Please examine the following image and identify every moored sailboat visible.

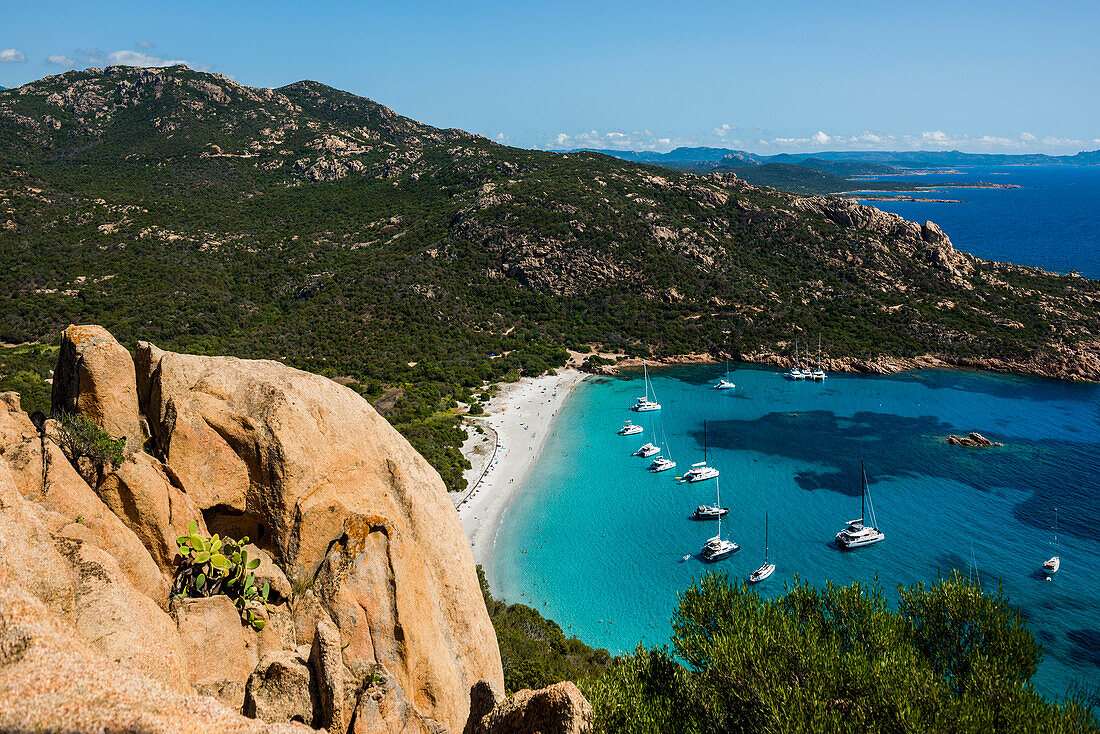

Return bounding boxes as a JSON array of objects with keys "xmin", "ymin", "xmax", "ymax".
[
  {"xmin": 835, "ymin": 461, "xmax": 884, "ymax": 549},
  {"xmin": 681, "ymin": 421, "xmax": 719, "ymax": 483},
  {"xmin": 700, "ymin": 478, "xmax": 738, "ymax": 561},
  {"xmin": 747, "ymin": 511, "xmax": 775, "ymax": 583},
  {"xmin": 714, "ymin": 358, "xmax": 735, "ymax": 389},
  {"xmin": 631, "ymin": 360, "xmax": 662, "ymax": 412},
  {"xmin": 1044, "ymin": 507, "xmax": 1060, "ymax": 575}
]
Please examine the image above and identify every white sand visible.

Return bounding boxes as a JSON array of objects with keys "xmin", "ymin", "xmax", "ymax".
[{"xmin": 455, "ymin": 369, "xmax": 588, "ymax": 580}]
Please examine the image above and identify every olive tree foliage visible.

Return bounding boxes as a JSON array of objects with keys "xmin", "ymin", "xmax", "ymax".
[{"xmin": 582, "ymin": 572, "xmax": 1096, "ymax": 734}]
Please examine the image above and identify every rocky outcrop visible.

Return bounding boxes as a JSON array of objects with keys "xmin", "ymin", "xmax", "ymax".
[
  {"xmin": 50, "ymin": 324, "xmax": 144, "ymax": 446},
  {"xmin": 0, "ymin": 325, "xmax": 508, "ymax": 733},
  {"xmin": 465, "ymin": 682, "xmax": 593, "ymax": 734},
  {"xmin": 136, "ymin": 340, "xmax": 504, "ymax": 731},
  {"xmin": 946, "ymin": 432, "xmax": 1002, "ymax": 447},
  {"xmin": 245, "ymin": 650, "xmax": 318, "ymax": 725}
]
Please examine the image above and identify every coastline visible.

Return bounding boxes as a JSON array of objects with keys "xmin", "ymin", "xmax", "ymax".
[
  {"xmin": 593, "ymin": 348, "xmax": 1100, "ymax": 383},
  {"xmin": 455, "ymin": 368, "xmax": 588, "ymax": 584}
]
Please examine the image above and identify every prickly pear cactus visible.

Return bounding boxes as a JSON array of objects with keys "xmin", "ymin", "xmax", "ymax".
[{"xmin": 173, "ymin": 521, "xmax": 271, "ymax": 630}]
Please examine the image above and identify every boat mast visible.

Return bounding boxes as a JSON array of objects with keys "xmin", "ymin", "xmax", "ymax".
[
  {"xmin": 703, "ymin": 420, "xmax": 708, "ymax": 464},
  {"xmin": 643, "ymin": 360, "xmax": 649, "ymax": 402},
  {"xmin": 765, "ymin": 511, "xmax": 769, "ymax": 564},
  {"xmin": 861, "ymin": 460, "xmax": 866, "ymax": 523}
]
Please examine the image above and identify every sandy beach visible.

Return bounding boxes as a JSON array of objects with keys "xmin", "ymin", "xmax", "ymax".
[{"xmin": 455, "ymin": 369, "xmax": 588, "ymax": 577}]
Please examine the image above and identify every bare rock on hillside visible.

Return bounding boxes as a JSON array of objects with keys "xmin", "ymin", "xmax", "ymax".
[
  {"xmin": 136, "ymin": 340, "xmax": 504, "ymax": 732},
  {"xmin": 311, "ymin": 616, "xmax": 346, "ymax": 732},
  {"xmin": 468, "ymin": 681, "xmax": 594, "ymax": 734},
  {"xmin": 0, "ymin": 564, "xmax": 311, "ymax": 734},
  {"xmin": 173, "ymin": 595, "xmax": 258, "ymax": 709},
  {"xmin": 51, "ymin": 324, "xmax": 144, "ymax": 446},
  {"xmin": 349, "ymin": 665, "xmax": 447, "ymax": 734},
  {"xmin": 94, "ymin": 449, "xmax": 207, "ymax": 577},
  {"xmin": 244, "ymin": 649, "xmax": 317, "ymax": 725}
]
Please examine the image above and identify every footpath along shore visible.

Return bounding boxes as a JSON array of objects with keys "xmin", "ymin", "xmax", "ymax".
[{"xmin": 455, "ymin": 369, "xmax": 588, "ymax": 577}]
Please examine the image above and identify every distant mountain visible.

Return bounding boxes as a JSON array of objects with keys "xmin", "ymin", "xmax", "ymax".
[
  {"xmin": 582, "ymin": 146, "xmax": 762, "ymax": 165},
  {"xmin": 720, "ymin": 162, "xmax": 858, "ymax": 195},
  {"xmin": 772, "ymin": 157, "xmax": 903, "ymax": 177},
  {"xmin": 587, "ymin": 147, "xmax": 1100, "ymax": 170}
]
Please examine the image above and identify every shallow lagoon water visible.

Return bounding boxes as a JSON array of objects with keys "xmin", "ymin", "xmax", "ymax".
[{"xmin": 492, "ymin": 364, "xmax": 1100, "ymax": 700}]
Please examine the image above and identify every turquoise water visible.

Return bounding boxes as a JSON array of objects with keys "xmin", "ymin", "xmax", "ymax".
[{"xmin": 492, "ymin": 364, "xmax": 1100, "ymax": 700}]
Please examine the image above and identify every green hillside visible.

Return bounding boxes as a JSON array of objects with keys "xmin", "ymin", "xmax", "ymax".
[{"xmin": 2, "ymin": 66, "xmax": 1097, "ymax": 489}]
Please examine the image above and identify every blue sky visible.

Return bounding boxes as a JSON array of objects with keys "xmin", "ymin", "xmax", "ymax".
[{"xmin": 3, "ymin": 0, "xmax": 1099, "ymax": 154}]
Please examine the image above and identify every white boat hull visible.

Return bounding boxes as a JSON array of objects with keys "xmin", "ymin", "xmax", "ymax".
[
  {"xmin": 835, "ymin": 530, "xmax": 885, "ymax": 549},
  {"xmin": 748, "ymin": 563, "xmax": 775, "ymax": 583},
  {"xmin": 1044, "ymin": 556, "xmax": 1060, "ymax": 574},
  {"xmin": 632, "ymin": 404, "xmax": 661, "ymax": 412}
]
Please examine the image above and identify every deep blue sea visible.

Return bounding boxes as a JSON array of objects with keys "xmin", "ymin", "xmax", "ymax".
[
  {"xmin": 491, "ymin": 166, "xmax": 1100, "ymax": 702},
  {"xmin": 493, "ymin": 366, "xmax": 1100, "ymax": 700},
  {"xmin": 855, "ymin": 165, "xmax": 1100, "ymax": 278}
]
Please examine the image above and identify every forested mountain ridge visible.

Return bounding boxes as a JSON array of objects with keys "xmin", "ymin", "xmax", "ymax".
[{"xmin": 2, "ymin": 66, "xmax": 1098, "ymax": 489}]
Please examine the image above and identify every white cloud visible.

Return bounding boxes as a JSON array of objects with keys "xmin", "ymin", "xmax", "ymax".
[
  {"xmin": 45, "ymin": 54, "xmax": 75, "ymax": 66},
  {"xmin": 104, "ymin": 49, "xmax": 208, "ymax": 70},
  {"xmin": 136, "ymin": 40, "xmax": 155, "ymax": 49},
  {"xmin": 542, "ymin": 123, "xmax": 1090, "ymax": 155},
  {"xmin": 545, "ymin": 129, "xmax": 699, "ymax": 152},
  {"xmin": 494, "ymin": 132, "xmax": 510, "ymax": 144},
  {"xmin": 0, "ymin": 48, "xmax": 26, "ymax": 63}
]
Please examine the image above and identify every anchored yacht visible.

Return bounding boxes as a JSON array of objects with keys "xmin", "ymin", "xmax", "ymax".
[
  {"xmin": 631, "ymin": 361, "xmax": 662, "ymax": 412},
  {"xmin": 633, "ymin": 442, "xmax": 660, "ymax": 458},
  {"xmin": 701, "ymin": 479, "xmax": 738, "ymax": 561},
  {"xmin": 648, "ymin": 456, "xmax": 677, "ymax": 472},
  {"xmin": 681, "ymin": 420, "xmax": 719, "ymax": 483},
  {"xmin": 618, "ymin": 421, "xmax": 643, "ymax": 436},
  {"xmin": 747, "ymin": 512, "xmax": 775, "ymax": 583},
  {"xmin": 835, "ymin": 461, "xmax": 885, "ymax": 549}
]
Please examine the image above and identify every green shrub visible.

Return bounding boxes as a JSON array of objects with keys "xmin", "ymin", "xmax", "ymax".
[
  {"xmin": 172, "ymin": 522, "xmax": 272, "ymax": 630},
  {"xmin": 55, "ymin": 412, "xmax": 126, "ymax": 469},
  {"xmin": 583, "ymin": 572, "xmax": 1097, "ymax": 733}
]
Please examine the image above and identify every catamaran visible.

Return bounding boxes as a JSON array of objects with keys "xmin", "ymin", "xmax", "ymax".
[
  {"xmin": 633, "ymin": 442, "xmax": 660, "ymax": 458},
  {"xmin": 835, "ymin": 461, "xmax": 884, "ymax": 549},
  {"xmin": 648, "ymin": 455, "xmax": 677, "ymax": 472},
  {"xmin": 618, "ymin": 421, "xmax": 643, "ymax": 436},
  {"xmin": 700, "ymin": 478, "xmax": 738, "ymax": 561},
  {"xmin": 811, "ymin": 335, "xmax": 827, "ymax": 382},
  {"xmin": 747, "ymin": 511, "xmax": 775, "ymax": 583},
  {"xmin": 714, "ymin": 359, "xmax": 735, "ymax": 389},
  {"xmin": 1044, "ymin": 507, "xmax": 1060, "ymax": 574},
  {"xmin": 787, "ymin": 338, "xmax": 809, "ymax": 380},
  {"xmin": 631, "ymin": 360, "xmax": 662, "ymax": 412},
  {"xmin": 692, "ymin": 504, "xmax": 729, "ymax": 520},
  {"xmin": 680, "ymin": 420, "xmax": 719, "ymax": 483}
]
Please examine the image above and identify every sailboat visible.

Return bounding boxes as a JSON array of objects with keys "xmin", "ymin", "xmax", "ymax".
[
  {"xmin": 700, "ymin": 477, "xmax": 738, "ymax": 561},
  {"xmin": 747, "ymin": 511, "xmax": 775, "ymax": 583},
  {"xmin": 787, "ymin": 338, "xmax": 808, "ymax": 380},
  {"xmin": 618, "ymin": 420, "xmax": 643, "ymax": 436},
  {"xmin": 680, "ymin": 420, "xmax": 719, "ymax": 483},
  {"xmin": 648, "ymin": 423, "xmax": 677, "ymax": 472},
  {"xmin": 714, "ymin": 358, "xmax": 735, "ymax": 390},
  {"xmin": 1044, "ymin": 508, "xmax": 1060, "ymax": 574},
  {"xmin": 631, "ymin": 360, "xmax": 662, "ymax": 412},
  {"xmin": 835, "ymin": 461, "xmax": 885, "ymax": 549},
  {"xmin": 633, "ymin": 442, "xmax": 660, "ymax": 458},
  {"xmin": 811, "ymin": 335, "xmax": 827, "ymax": 382}
]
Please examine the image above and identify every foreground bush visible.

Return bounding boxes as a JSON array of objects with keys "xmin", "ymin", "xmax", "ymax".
[{"xmin": 583, "ymin": 572, "xmax": 1096, "ymax": 733}]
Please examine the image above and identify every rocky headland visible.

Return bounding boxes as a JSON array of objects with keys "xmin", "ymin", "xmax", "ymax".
[{"xmin": 0, "ymin": 325, "xmax": 591, "ymax": 733}]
